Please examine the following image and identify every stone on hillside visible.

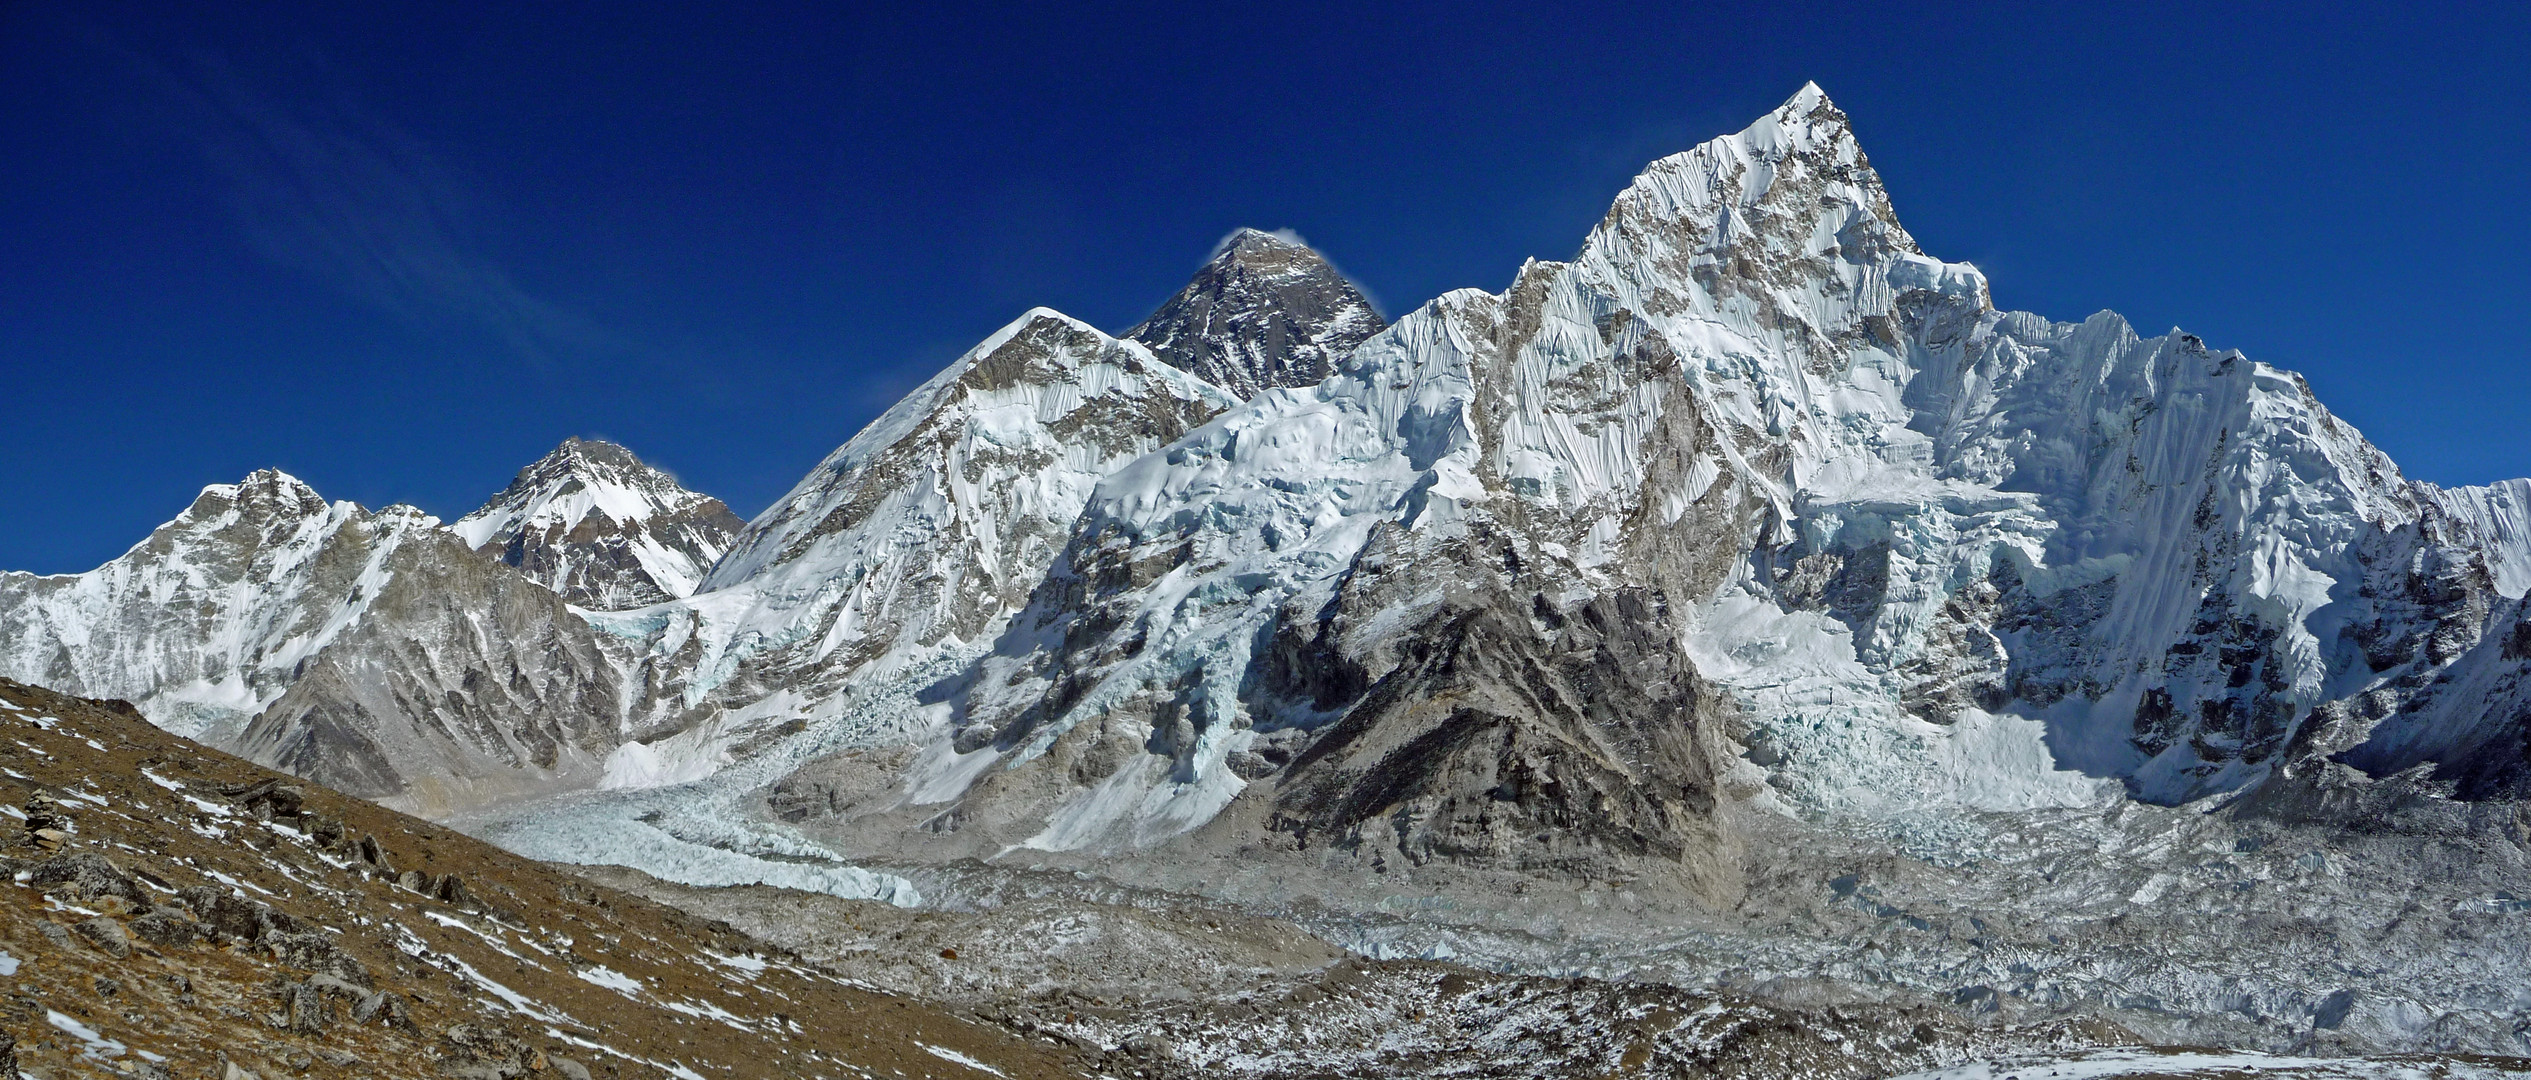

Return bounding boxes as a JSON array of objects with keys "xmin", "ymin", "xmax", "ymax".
[
  {"xmin": 442, "ymin": 1022, "xmax": 537, "ymax": 1076},
  {"xmin": 221, "ymin": 779, "xmax": 309, "ymax": 821},
  {"xmin": 177, "ymin": 886, "xmax": 306, "ymax": 945},
  {"xmin": 72, "ymin": 916, "xmax": 131, "ymax": 958},
  {"xmin": 351, "ymin": 989, "xmax": 411, "ymax": 1029},
  {"xmin": 28, "ymin": 851, "xmax": 146, "ymax": 906},
  {"xmin": 130, "ymin": 912, "xmax": 199, "ymax": 949},
  {"xmin": 278, "ymin": 979, "xmax": 333, "ymax": 1033},
  {"xmin": 432, "ymin": 872, "xmax": 480, "ymax": 909},
  {"xmin": 267, "ymin": 930, "xmax": 372, "ymax": 987},
  {"xmin": 354, "ymin": 834, "xmax": 394, "ymax": 876},
  {"xmin": 20, "ymin": 792, "xmax": 67, "ymax": 834}
]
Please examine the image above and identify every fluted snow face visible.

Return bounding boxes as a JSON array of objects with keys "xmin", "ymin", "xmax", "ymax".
[
  {"xmin": 2434, "ymin": 478, "xmax": 2531, "ymax": 599},
  {"xmin": 1126, "ymin": 229, "xmax": 1386, "ymax": 400},
  {"xmin": 451, "ymin": 437, "xmax": 742, "ymax": 610}
]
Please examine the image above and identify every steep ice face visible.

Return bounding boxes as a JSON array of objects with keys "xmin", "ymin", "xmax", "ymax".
[
  {"xmin": 611, "ymin": 310, "xmax": 1240, "ymax": 763},
  {"xmin": 451, "ymin": 437, "xmax": 743, "ymax": 610},
  {"xmin": 1127, "ymin": 228, "xmax": 1387, "ymax": 401},
  {"xmin": 2433, "ymin": 478, "xmax": 2531, "ymax": 599}
]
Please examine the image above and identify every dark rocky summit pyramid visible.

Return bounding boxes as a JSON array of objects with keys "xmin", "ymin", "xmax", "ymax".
[{"xmin": 1126, "ymin": 228, "xmax": 1386, "ymax": 400}]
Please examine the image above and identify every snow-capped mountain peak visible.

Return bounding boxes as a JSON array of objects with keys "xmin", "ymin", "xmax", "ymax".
[
  {"xmin": 656, "ymin": 309, "xmax": 1238, "ymax": 723},
  {"xmin": 450, "ymin": 436, "xmax": 742, "ymax": 609},
  {"xmin": 1126, "ymin": 227, "xmax": 1386, "ymax": 400}
]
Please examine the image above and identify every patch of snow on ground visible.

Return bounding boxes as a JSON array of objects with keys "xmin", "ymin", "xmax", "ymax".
[
  {"xmin": 427, "ymin": 910, "xmax": 538, "ymax": 965},
  {"xmin": 917, "ymin": 1042, "xmax": 1007, "ymax": 1077},
  {"xmin": 202, "ymin": 868, "xmax": 271, "ymax": 895},
  {"xmin": 544, "ymin": 1027, "xmax": 710, "ymax": 1080},
  {"xmin": 575, "ymin": 965, "xmax": 643, "ymax": 994},
  {"xmin": 705, "ymin": 949, "xmax": 767, "ymax": 974},
  {"xmin": 656, "ymin": 994, "xmax": 757, "ymax": 1032},
  {"xmin": 48, "ymin": 1009, "xmax": 127, "ymax": 1059}
]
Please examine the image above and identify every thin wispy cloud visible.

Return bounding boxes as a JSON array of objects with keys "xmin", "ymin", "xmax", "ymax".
[{"xmin": 131, "ymin": 43, "xmax": 611, "ymax": 363}]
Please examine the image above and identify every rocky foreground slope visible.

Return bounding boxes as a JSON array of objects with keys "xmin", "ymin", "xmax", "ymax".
[{"xmin": 0, "ymin": 678, "xmax": 1083, "ymax": 1079}]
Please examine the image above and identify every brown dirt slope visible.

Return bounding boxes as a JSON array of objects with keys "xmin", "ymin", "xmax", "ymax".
[{"xmin": 0, "ymin": 677, "xmax": 1090, "ymax": 1080}]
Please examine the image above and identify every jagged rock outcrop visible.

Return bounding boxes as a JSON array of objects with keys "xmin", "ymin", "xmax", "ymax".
[
  {"xmin": 450, "ymin": 437, "xmax": 742, "ymax": 610},
  {"xmin": 1269, "ymin": 587, "xmax": 1742, "ymax": 898},
  {"xmin": 1127, "ymin": 228, "xmax": 1385, "ymax": 400}
]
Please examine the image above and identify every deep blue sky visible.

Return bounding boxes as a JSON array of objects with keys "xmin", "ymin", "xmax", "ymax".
[{"xmin": 4, "ymin": 2, "xmax": 2526, "ymax": 574}]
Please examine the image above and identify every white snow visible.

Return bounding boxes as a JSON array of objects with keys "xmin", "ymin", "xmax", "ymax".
[
  {"xmin": 705, "ymin": 950, "xmax": 768, "ymax": 974},
  {"xmin": 917, "ymin": 1043, "xmax": 1007, "ymax": 1077},
  {"xmin": 575, "ymin": 965, "xmax": 644, "ymax": 994},
  {"xmin": 2436, "ymin": 477, "xmax": 2531, "ymax": 599},
  {"xmin": 0, "ymin": 471, "xmax": 430, "ymax": 739},
  {"xmin": 48, "ymin": 1008, "xmax": 127, "ymax": 1060}
]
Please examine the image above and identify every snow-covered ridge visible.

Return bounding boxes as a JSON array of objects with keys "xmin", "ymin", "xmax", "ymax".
[
  {"xmin": 563, "ymin": 309, "xmax": 1242, "ymax": 788},
  {"xmin": 0, "ymin": 466, "xmax": 636, "ymax": 816},
  {"xmin": 451, "ymin": 437, "xmax": 742, "ymax": 610},
  {"xmin": 0, "ymin": 469, "xmax": 431, "ymax": 738}
]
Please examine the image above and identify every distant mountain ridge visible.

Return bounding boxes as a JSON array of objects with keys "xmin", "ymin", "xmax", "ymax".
[
  {"xmin": 452, "ymin": 436, "xmax": 742, "ymax": 610},
  {"xmin": 9, "ymin": 82, "xmax": 2531, "ymax": 1056}
]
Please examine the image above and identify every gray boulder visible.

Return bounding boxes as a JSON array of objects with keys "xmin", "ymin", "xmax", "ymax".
[
  {"xmin": 71, "ymin": 916, "xmax": 131, "ymax": 958},
  {"xmin": 26, "ymin": 851, "xmax": 145, "ymax": 906}
]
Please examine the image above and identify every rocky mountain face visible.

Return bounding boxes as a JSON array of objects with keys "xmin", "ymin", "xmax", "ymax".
[
  {"xmin": 0, "ymin": 471, "xmax": 630, "ymax": 817},
  {"xmin": 751, "ymin": 84, "xmax": 2506, "ymax": 890},
  {"xmin": 1126, "ymin": 228, "xmax": 1386, "ymax": 400},
  {"xmin": 450, "ymin": 437, "xmax": 742, "ymax": 610}
]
